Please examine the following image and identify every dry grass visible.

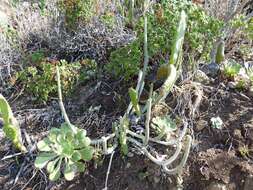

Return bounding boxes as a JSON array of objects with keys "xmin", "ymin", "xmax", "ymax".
[{"xmin": 0, "ymin": 0, "xmax": 135, "ymax": 87}]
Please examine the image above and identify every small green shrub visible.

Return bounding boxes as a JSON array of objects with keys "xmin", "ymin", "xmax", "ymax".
[
  {"xmin": 223, "ymin": 60, "xmax": 242, "ymax": 79},
  {"xmin": 230, "ymin": 15, "xmax": 253, "ymax": 40},
  {"xmin": 35, "ymin": 123, "xmax": 94, "ymax": 181},
  {"xmin": 106, "ymin": 41, "xmax": 142, "ymax": 80},
  {"xmin": 58, "ymin": 0, "xmax": 95, "ymax": 28},
  {"xmin": 106, "ymin": 0, "xmax": 223, "ymax": 80},
  {"xmin": 100, "ymin": 12, "xmax": 116, "ymax": 29},
  {"xmin": 17, "ymin": 58, "xmax": 97, "ymax": 102}
]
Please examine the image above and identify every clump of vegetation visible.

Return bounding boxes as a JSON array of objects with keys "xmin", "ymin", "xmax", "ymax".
[
  {"xmin": 222, "ymin": 60, "xmax": 242, "ymax": 79},
  {"xmin": 106, "ymin": 0, "xmax": 223, "ymax": 80},
  {"xmin": 16, "ymin": 51, "xmax": 97, "ymax": 102},
  {"xmin": 58, "ymin": 0, "xmax": 95, "ymax": 28},
  {"xmin": 35, "ymin": 123, "xmax": 93, "ymax": 181},
  {"xmin": 222, "ymin": 60, "xmax": 253, "ymax": 91},
  {"xmin": 34, "ymin": 10, "xmax": 192, "ymax": 186},
  {"xmin": 106, "ymin": 41, "xmax": 142, "ymax": 80}
]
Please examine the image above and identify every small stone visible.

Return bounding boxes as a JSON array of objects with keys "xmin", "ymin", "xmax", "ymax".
[
  {"xmin": 194, "ymin": 70, "xmax": 210, "ymax": 84},
  {"xmin": 126, "ymin": 162, "xmax": 131, "ymax": 169},
  {"xmin": 196, "ymin": 119, "xmax": 208, "ymax": 131},
  {"xmin": 248, "ymin": 87, "xmax": 253, "ymax": 97},
  {"xmin": 233, "ymin": 129, "xmax": 242, "ymax": 140},
  {"xmin": 204, "ymin": 62, "xmax": 220, "ymax": 78},
  {"xmin": 127, "ymin": 152, "xmax": 134, "ymax": 158},
  {"xmin": 205, "ymin": 182, "xmax": 227, "ymax": 190},
  {"xmin": 227, "ymin": 81, "xmax": 236, "ymax": 89}
]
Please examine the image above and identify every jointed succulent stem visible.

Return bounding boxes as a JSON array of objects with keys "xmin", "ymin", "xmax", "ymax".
[
  {"xmin": 144, "ymin": 85, "xmax": 152, "ymax": 146},
  {"xmin": 162, "ymin": 135, "xmax": 192, "ymax": 175}
]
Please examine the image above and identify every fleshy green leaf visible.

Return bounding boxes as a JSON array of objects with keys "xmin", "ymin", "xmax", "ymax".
[
  {"xmin": 62, "ymin": 141, "xmax": 74, "ymax": 157},
  {"xmin": 0, "ymin": 94, "xmax": 26, "ymax": 152},
  {"xmin": 215, "ymin": 40, "xmax": 225, "ymax": 64},
  {"xmin": 35, "ymin": 152, "xmax": 57, "ymax": 169},
  {"xmin": 76, "ymin": 129, "xmax": 87, "ymax": 140},
  {"xmin": 64, "ymin": 160, "xmax": 76, "ymax": 181},
  {"xmin": 77, "ymin": 137, "xmax": 91, "ymax": 148},
  {"xmin": 47, "ymin": 157, "xmax": 60, "ymax": 173},
  {"xmin": 79, "ymin": 147, "xmax": 94, "ymax": 161},
  {"xmin": 169, "ymin": 10, "xmax": 187, "ymax": 66},
  {"xmin": 71, "ymin": 151, "xmax": 82, "ymax": 162},
  {"xmin": 129, "ymin": 88, "xmax": 141, "ymax": 116},
  {"xmin": 49, "ymin": 158, "xmax": 62, "ymax": 181},
  {"xmin": 3, "ymin": 124, "xmax": 17, "ymax": 141},
  {"xmin": 76, "ymin": 129, "xmax": 90, "ymax": 148},
  {"xmin": 37, "ymin": 138, "xmax": 52, "ymax": 152},
  {"xmin": 0, "ymin": 94, "xmax": 12, "ymax": 123},
  {"xmin": 76, "ymin": 162, "xmax": 86, "ymax": 173},
  {"xmin": 152, "ymin": 116, "xmax": 177, "ymax": 139},
  {"xmin": 61, "ymin": 123, "xmax": 73, "ymax": 134},
  {"xmin": 48, "ymin": 128, "xmax": 61, "ymax": 142}
]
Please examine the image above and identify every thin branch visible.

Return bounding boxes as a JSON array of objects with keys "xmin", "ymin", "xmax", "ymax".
[
  {"xmin": 103, "ymin": 151, "xmax": 115, "ymax": 190},
  {"xmin": 144, "ymin": 84, "xmax": 153, "ymax": 146}
]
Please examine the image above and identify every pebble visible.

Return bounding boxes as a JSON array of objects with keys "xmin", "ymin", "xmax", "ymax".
[
  {"xmin": 127, "ymin": 152, "xmax": 134, "ymax": 158},
  {"xmin": 196, "ymin": 119, "xmax": 208, "ymax": 131},
  {"xmin": 227, "ymin": 81, "xmax": 236, "ymax": 89},
  {"xmin": 126, "ymin": 162, "xmax": 131, "ymax": 169},
  {"xmin": 194, "ymin": 70, "xmax": 210, "ymax": 84}
]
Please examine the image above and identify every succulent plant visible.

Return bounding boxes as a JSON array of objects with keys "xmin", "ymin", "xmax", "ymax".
[
  {"xmin": 35, "ymin": 123, "xmax": 94, "ymax": 181},
  {"xmin": 0, "ymin": 94, "xmax": 26, "ymax": 152},
  {"xmin": 223, "ymin": 60, "xmax": 242, "ymax": 79},
  {"xmin": 152, "ymin": 116, "xmax": 177, "ymax": 140},
  {"xmin": 210, "ymin": 117, "xmax": 223, "ymax": 129},
  {"xmin": 129, "ymin": 88, "xmax": 141, "ymax": 116},
  {"xmin": 118, "ymin": 116, "xmax": 129, "ymax": 155},
  {"xmin": 215, "ymin": 40, "xmax": 225, "ymax": 64}
]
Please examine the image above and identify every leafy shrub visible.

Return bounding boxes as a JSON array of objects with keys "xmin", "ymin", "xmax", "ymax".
[
  {"xmin": 58, "ymin": 0, "xmax": 95, "ymax": 28},
  {"xmin": 106, "ymin": 0, "xmax": 223, "ymax": 80},
  {"xmin": 106, "ymin": 41, "xmax": 142, "ymax": 80},
  {"xmin": 230, "ymin": 15, "xmax": 253, "ymax": 40},
  {"xmin": 17, "ymin": 56, "xmax": 97, "ymax": 102},
  {"xmin": 35, "ymin": 123, "xmax": 94, "ymax": 181}
]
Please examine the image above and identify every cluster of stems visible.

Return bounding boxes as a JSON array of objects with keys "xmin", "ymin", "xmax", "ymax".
[{"xmin": 55, "ymin": 2, "xmax": 192, "ymax": 176}]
